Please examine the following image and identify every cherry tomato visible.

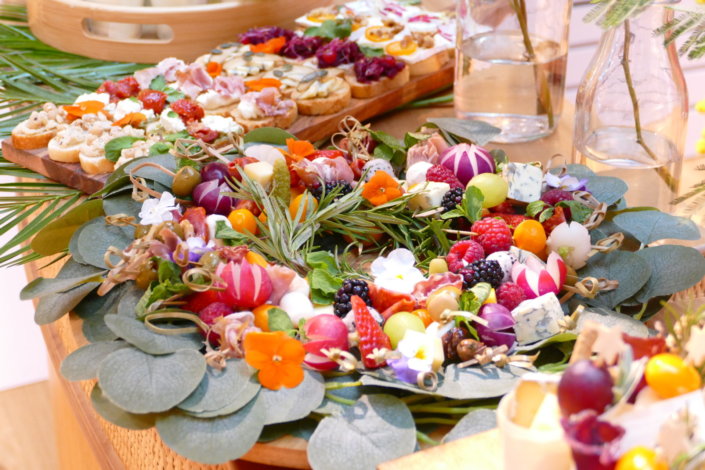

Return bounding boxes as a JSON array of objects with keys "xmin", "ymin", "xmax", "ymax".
[
  {"xmin": 289, "ymin": 193, "xmax": 318, "ymax": 221},
  {"xmin": 645, "ymin": 353, "xmax": 701, "ymax": 399},
  {"xmin": 137, "ymin": 89, "xmax": 167, "ymax": 114},
  {"xmin": 227, "ymin": 209, "xmax": 258, "ymax": 235},
  {"xmin": 253, "ymin": 304, "xmax": 278, "ymax": 331},
  {"xmin": 171, "ymin": 98, "xmax": 205, "ymax": 123},
  {"xmin": 513, "ymin": 219, "xmax": 547, "ymax": 255},
  {"xmin": 615, "ymin": 446, "xmax": 667, "ymax": 470},
  {"xmin": 245, "ymin": 250, "xmax": 268, "ymax": 268}
]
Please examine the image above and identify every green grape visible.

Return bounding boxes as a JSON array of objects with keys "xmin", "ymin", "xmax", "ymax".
[
  {"xmin": 383, "ymin": 312, "xmax": 426, "ymax": 349},
  {"xmin": 468, "ymin": 173, "xmax": 508, "ymax": 208}
]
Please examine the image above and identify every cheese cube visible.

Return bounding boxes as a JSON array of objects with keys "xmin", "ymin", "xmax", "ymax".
[
  {"xmin": 243, "ymin": 161, "xmax": 274, "ymax": 190},
  {"xmin": 503, "ymin": 162, "xmax": 543, "ymax": 203},
  {"xmin": 407, "ymin": 181, "xmax": 450, "ymax": 211},
  {"xmin": 511, "ymin": 293, "xmax": 564, "ymax": 345}
]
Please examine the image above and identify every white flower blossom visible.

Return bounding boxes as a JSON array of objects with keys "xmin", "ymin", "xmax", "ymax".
[
  {"xmin": 370, "ymin": 248, "xmax": 426, "ymax": 294},
  {"xmin": 396, "ymin": 323, "xmax": 444, "ymax": 372},
  {"xmin": 138, "ymin": 192, "xmax": 180, "ymax": 225}
]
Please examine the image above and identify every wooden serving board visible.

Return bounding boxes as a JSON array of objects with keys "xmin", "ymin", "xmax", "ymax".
[{"xmin": 2, "ymin": 64, "xmax": 453, "ymax": 194}]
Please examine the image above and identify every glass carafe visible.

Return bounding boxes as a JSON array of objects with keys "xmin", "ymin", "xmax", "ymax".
[
  {"xmin": 454, "ymin": 0, "xmax": 572, "ymax": 143},
  {"xmin": 574, "ymin": 2, "xmax": 688, "ymax": 210}
]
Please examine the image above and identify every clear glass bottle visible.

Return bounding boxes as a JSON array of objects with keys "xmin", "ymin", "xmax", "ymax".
[
  {"xmin": 454, "ymin": 0, "xmax": 572, "ymax": 143},
  {"xmin": 574, "ymin": 2, "xmax": 688, "ymax": 210}
]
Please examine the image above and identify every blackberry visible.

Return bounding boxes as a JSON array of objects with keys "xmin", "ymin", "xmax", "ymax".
[
  {"xmin": 333, "ymin": 279, "xmax": 372, "ymax": 318},
  {"xmin": 441, "ymin": 187, "xmax": 464, "ymax": 213},
  {"xmin": 310, "ymin": 180, "xmax": 353, "ymax": 201},
  {"xmin": 458, "ymin": 259, "xmax": 503, "ymax": 290}
]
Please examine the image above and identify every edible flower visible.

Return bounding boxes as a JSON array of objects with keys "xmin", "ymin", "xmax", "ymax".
[
  {"xmin": 370, "ymin": 248, "xmax": 425, "ymax": 294},
  {"xmin": 362, "ymin": 170, "xmax": 404, "ymax": 206},
  {"xmin": 185, "ymin": 236, "xmax": 215, "ymax": 262},
  {"xmin": 63, "ymin": 100, "xmax": 105, "ymax": 118},
  {"xmin": 285, "ymin": 138, "xmax": 316, "ymax": 162},
  {"xmin": 205, "ymin": 61, "xmax": 222, "ymax": 78},
  {"xmin": 112, "ymin": 112, "xmax": 146, "ymax": 127},
  {"xmin": 546, "ymin": 222, "xmax": 591, "ymax": 269},
  {"xmin": 246, "ymin": 78, "xmax": 282, "ymax": 92},
  {"xmin": 544, "ymin": 172, "xmax": 588, "ymax": 191},
  {"xmin": 511, "ymin": 252, "xmax": 566, "ymax": 299},
  {"xmin": 250, "ymin": 36, "xmax": 287, "ymax": 54},
  {"xmin": 138, "ymin": 192, "xmax": 181, "ymax": 225},
  {"xmin": 389, "ymin": 323, "xmax": 444, "ymax": 383},
  {"xmin": 244, "ymin": 331, "xmax": 306, "ymax": 390}
]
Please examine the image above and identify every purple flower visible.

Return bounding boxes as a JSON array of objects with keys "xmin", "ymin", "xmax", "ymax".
[
  {"xmin": 561, "ymin": 410, "xmax": 625, "ymax": 470},
  {"xmin": 186, "ymin": 236, "xmax": 214, "ymax": 263},
  {"xmin": 388, "ymin": 356, "xmax": 418, "ymax": 384},
  {"xmin": 544, "ymin": 173, "xmax": 588, "ymax": 192}
]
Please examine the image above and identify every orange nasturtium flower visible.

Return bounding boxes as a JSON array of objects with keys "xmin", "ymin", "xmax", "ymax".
[
  {"xmin": 113, "ymin": 112, "xmax": 146, "ymax": 127},
  {"xmin": 250, "ymin": 36, "xmax": 287, "ymax": 54},
  {"xmin": 362, "ymin": 170, "xmax": 403, "ymax": 206},
  {"xmin": 206, "ymin": 61, "xmax": 223, "ymax": 78},
  {"xmin": 246, "ymin": 77, "xmax": 282, "ymax": 92},
  {"xmin": 244, "ymin": 331, "xmax": 305, "ymax": 390},
  {"xmin": 285, "ymin": 138, "xmax": 316, "ymax": 162},
  {"xmin": 63, "ymin": 100, "xmax": 105, "ymax": 118}
]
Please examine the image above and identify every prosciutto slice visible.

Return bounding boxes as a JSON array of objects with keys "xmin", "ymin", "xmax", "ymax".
[
  {"xmin": 177, "ymin": 63, "xmax": 214, "ymax": 98},
  {"xmin": 133, "ymin": 57, "xmax": 187, "ymax": 89},
  {"xmin": 213, "ymin": 75, "xmax": 246, "ymax": 99}
]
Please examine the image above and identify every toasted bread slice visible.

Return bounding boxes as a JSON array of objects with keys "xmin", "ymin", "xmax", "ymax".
[
  {"xmin": 47, "ymin": 137, "xmax": 82, "ymax": 163},
  {"xmin": 345, "ymin": 66, "xmax": 410, "ymax": 99},
  {"xmin": 79, "ymin": 152, "xmax": 115, "ymax": 175},
  {"xmin": 11, "ymin": 125, "xmax": 56, "ymax": 150},
  {"xmin": 292, "ymin": 79, "xmax": 351, "ymax": 116},
  {"xmin": 407, "ymin": 50, "xmax": 450, "ymax": 76},
  {"xmin": 231, "ymin": 104, "xmax": 298, "ymax": 131}
]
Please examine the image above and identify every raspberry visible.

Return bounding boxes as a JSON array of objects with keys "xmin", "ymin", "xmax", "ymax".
[
  {"xmin": 426, "ymin": 165, "xmax": 463, "ymax": 189},
  {"xmin": 471, "ymin": 217, "xmax": 512, "ymax": 254},
  {"xmin": 458, "ymin": 259, "xmax": 503, "ymax": 290},
  {"xmin": 541, "ymin": 189, "xmax": 574, "ymax": 206},
  {"xmin": 352, "ymin": 295, "xmax": 391, "ymax": 369},
  {"xmin": 541, "ymin": 205, "xmax": 567, "ymax": 235},
  {"xmin": 333, "ymin": 279, "xmax": 372, "ymax": 318},
  {"xmin": 496, "ymin": 282, "xmax": 525, "ymax": 311},
  {"xmin": 446, "ymin": 240, "xmax": 485, "ymax": 272},
  {"xmin": 441, "ymin": 188, "xmax": 464, "ymax": 212},
  {"xmin": 198, "ymin": 301, "xmax": 231, "ymax": 344},
  {"xmin": 489, "ymin": 201, "xmax": 516, "ymax": 214},
  {"xmin": 494, "ymin": 214, "xmax": 529, "ymax": 232}
]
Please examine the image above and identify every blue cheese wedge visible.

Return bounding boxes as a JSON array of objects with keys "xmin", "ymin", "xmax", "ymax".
[
  {"xmin": 511, "ymin": 293, "xmax": 564, "ymax": 345},
  {"xmin": 407, "ymin": 181, "xmax": 450, "ymax": 211},
  {"xmin": 503, "ymin": 162, "xmax": 543, "ymax": 203}
]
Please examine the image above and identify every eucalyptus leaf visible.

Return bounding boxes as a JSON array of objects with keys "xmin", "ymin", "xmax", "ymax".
[
  {"xmin": 35, "ymin": 282, "xmax": 99, "ymax": 324},
  {"xmin": 635, "ymin": 245, "xmax": 705, "ymax": 303},
  {"xmin": 178, "ymin": 360, "xmax": 256, "ymax": 414},
  {"xmin": 104, "ymin": 314, "xmax": 203, "ymax": 355},
  {"xmin": 156, "ymin": 396, "xmax": 265, "ymax": 465},
  {"xmin": 30, "ymin": 199, "xmax": 103, "ymax": 256},
  {"xmin": 68, "ymin": 220, "xmax": 90, "ymax": 264},
  {"xmin": 577, "ymin": 251, "xmax": 651, "ymax": 309},
  {"xmin": 316, "ymin": 373, "xmax": 366, "ymax": 415},
  {"xmin": 117, "ymin": 283, "xmax": 144, "ymax": 317},
  {"xmin": 91, "ymin": 384, "xmax": 157, "ymax": 430},
  {"xmin": 360, "ymin": 368, "xmax": 437, "ymax": 396},
  {"xmin": 259, "ymin": 370, "xmax": 325, "ymax": 425},
  {"xmin": 103, "ymin": 192, "xmax": 142, "ymax": 220},
  {"xmin": 585, "ymin": 175, "xmax": 628, "ymax": 206},
  {"xmin": 98, "ymin": 348, "xmax": 206, "ymax": 414},
  {"xmin": 307, "ymin": 394, "xmax": 416, "ymax": 470},
  {"xmin": 184, "ymin": 375, "xmax": 260, "ymax": 418},
  {"xmin": 21, "ymin": 264, "xmax": 104, "ymax": 300},
  {"xmin": 119, "ymin": 154, "xmax": 177, "ymax": 189},
  {"xmin": 61, "ymin": 340, "xmax": 130, "ymax": 381},
  {"xmin": 442, "ymin": 409, "xmax": 497, "ymax": 443},
  {"xmin": 574, "ymin": 307, "xmax": 649, "ymax": 337},
  {"xmin": 436, "ymin": 364, "xmax": 528, "ymax": 399},
  {"xmin": 513, "ymin": 332, "xmax": 577, "ymax": 353},
  {"xmin": 427, "ymin": 118, "xmax": 501, "ymax": 146},
  {"xmin": 258, "ymin": 418, "xmax": 318, "ymax": 443},
  {"xmin": 243, "ymin": 127, "xmax": 296, "ymax": 146},
  {"xmin": 76, "ymin": 218, "xmax": 133, "ymax": 269},
  {"xmin": 551, "ymin": 164, "xmax": 596, "ymax": 180},
  {"xmin": 613, "ymin": 211, "xmax": 701, "ymax": 245},
  {"xmin": 74, "ymin": 285, "xmax": 124, "ymax": 342}
]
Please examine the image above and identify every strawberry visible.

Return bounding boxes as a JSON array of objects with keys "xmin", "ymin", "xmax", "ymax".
[
  {"xmin": 352, "ymin": 295, "xmax": 391, "ymax": 369},
  {"xmin": 489, "ymin": 201, "xmax": 516, "ymax": 214},
  {"xmin": 541, "ymin": 205, "xmax": 567, "ymax": 235},
  {"xmin": 494, "ymin": 214, "xmax": 529, "ymax": 232}
]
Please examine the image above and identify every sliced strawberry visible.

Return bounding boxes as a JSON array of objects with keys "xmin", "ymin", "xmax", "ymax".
[{"xmin": 352, "ymin": 295, "xmax": 391, "ymax": 369}]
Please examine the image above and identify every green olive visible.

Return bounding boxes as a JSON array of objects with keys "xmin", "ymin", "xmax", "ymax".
[
  {"xmin": 162, "ymin": 221, "xmax": 185, "ymax": 240},
  {"xmin": 135, "ymin": 266, "xmax": 158, "ymax": 290},
  {"xmin": 134, "ymin": 224, "xmax": 152, "ymax": 239},
  {"xmin": 199, "ymin": 251, "xmax": 223, "ymax": 270},
  {"xmin": 172, "ymin": 166, "xmax": 202, "ymax": 197}
]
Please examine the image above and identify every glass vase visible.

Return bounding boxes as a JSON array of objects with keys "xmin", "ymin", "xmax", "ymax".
[
  {"xmin": 573, "ymin": 2, "xmax": 688, "ymax": 211},
  {"xmin": 454, "ymin": 0, "xmax": 572, "ymax": 143}
]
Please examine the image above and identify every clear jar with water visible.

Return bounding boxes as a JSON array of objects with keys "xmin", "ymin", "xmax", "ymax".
[
  {"xmin": 454, "ymin": 0, "xmax": 572, "ymax": 143},
  {"xmin": 574, "ymin": 2, "xmax": 688, "ymax": 210}
]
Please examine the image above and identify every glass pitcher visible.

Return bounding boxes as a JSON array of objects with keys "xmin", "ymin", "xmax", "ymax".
[{"xmin": 454, "ymin": 0, "xmax": 572, "ymax": 143}]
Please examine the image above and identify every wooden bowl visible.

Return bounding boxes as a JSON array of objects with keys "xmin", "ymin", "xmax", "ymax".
[{"xmin": 27, "ymin": 0, "xmax": 330, "ymax": 64}]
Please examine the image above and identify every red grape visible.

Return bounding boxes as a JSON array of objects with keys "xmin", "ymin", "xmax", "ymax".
[{"xmin": 557, "ymin": 360, "xmax": 614, "ymax": 416}]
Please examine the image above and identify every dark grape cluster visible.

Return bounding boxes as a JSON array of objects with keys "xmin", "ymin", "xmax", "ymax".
[
  {"xmin": 440, "ymin": 187, "xmax": 464, "ymax": 213},
  {"xmin": 458, "ymin": 259, "xmax": 503, "ymax": 290},
  {"xmin": 310, "ymin": 180, "xmax": 353, "ymax": 201},
  {"xmin": 333, "ymin": 279, "xmax": 372, "ymax": 318}
]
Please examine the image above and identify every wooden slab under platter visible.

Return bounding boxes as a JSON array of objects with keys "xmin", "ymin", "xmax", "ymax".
[{"xmin": 2, "ymin": 64, "xmax": 453, "ymax": 194}]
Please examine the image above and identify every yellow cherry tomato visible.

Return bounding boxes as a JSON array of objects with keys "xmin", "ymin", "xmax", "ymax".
[
  {"xmin": 385, "ymin": 40, "xmax": 418, "ymax": 56},
  {"xmin": 513, "ymin": 219, "xmax": 547, "ymax": 255},
  {"xmin": 364, "ymin": 26, "xmax": 393, "ymax": 42},
  {"xmin": 615, "ymin": 446, "xmax": 668, "ymax": 470},
  {"xmin": 245, "ymin": 250, "xmax": 268, "ymax": 268},
  {"xmin": 484, "ymin": 288, "xmax": 497, "ymax": 304},
  {"xmin": 410, "ymin": 309, "xmax": 433, "ymax": 327},
  {"xmin": 253, "ymin": 304, "xmax": 278, "ymax": 331},
  {"xmin": 227, "ymin": 208, "xmax": 258, "ymax": 235},
  {"xmin": 289, "ymin": 193, "xmax": 318, "ymax": 221},
  {"xmin": 645, "ymin": 353, "xmax": 702, "ymax": 399}
]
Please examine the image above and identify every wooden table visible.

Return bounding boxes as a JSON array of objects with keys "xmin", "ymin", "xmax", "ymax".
[{"xmin": 26, "ymin": 103, "xmax": 703, "ymax": 470}]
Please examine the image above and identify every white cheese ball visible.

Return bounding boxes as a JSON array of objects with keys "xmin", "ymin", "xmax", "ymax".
[
  {"xmin": 405, "ymin": 161, "xmax": 433, "ymax": 187},
  {"xmin": 279, "ymin": 292, "xmax": 315, "ymax": 325}
]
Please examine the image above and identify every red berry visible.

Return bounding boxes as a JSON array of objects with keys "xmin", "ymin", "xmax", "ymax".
[
  {"xmin": 183, "ymin": 289, "xmax": 221, "ymax": 313},
  {"xmin": 541, "ymin": 189, "xmax": 574, "ymax": 207},
  {"xmin": 198, "ymin": 301, "xmax": 232, "ymax": 344},
  {"xmin": 446, "ymin": 240, "xmax": 485, "ymax": 272},
  {"xmin": 471, "ymin": 218, "xmax": 512, "ymax": 255},
  {"xmin": 493, "ymin": 214, "xmax": 529, "ymax": 233},
  {"xmin": 489, "ymin": 201, "xmax": 515, "ymax": 214},
  {"xmin": 496, "ymin": 282, "xmax": 525, "ymax": 311},
  {"xmin": 540, "ymin": 205, "xmax": 567, "ymax": 235},
  {"xmin": 426, "ymin": 165, "xmax": 464, "ymax": 189},
  {"xmin": 352, "ymin": 295, "xmax": 391, "ymax": 369}
]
